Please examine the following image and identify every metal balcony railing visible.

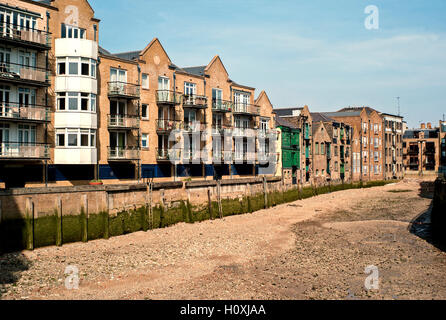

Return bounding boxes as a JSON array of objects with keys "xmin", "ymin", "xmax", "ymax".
[
  {"xmin": 156, "ymin": 90, "xmax": 182, "ymax": 105},
  {"xmin": 107, "ymin": 146, "xmax": 140, "ymax": 160},
  {"xmin": 0, "ymin": 102, "xmax": 50, "ymax": 122},
  {"xmin": 108, "ymin": 82, "xmax": 140, "ymax": 98},
  {"xmin": 156, "ymin": 119, "xmax": 182, "ymax": 132},
  {"xmin": 0, "ymin": 61, "xmax": 48, "ymax": 83},
  {"xmin": 0, "ymin": 142, "xmax": 49, "ymax": 159},
  {"xmin": 0, "ymin": 22, "xmax": 51, "ymax": 48},
  {"xmin": 156, "ymin": 148, "xmax": 181, "ymax": 161},
  {"xmin": 212, "ymin": 99, "xmax": 233, "ymax": 112},
  {"xmin": 233, "ymin": 152, "xmax": 256, "ymax": 163},
  {"xmin": 107, "ymin": 115, "xmax": 140, "ymax": 129},
  {"xmin": 212, "ymin": 150, "xmax": 232, "ymax": 163},
  {"xmin": 211, "ymin": 124, "xmax": 232, "ymax": 135},
  {"xmin": 232, "ymin": 103, "xmax": 260, "ymax": 115},
  {"xmin": 183, "ymin": 122, "xmax": 207, "ymax": 133},
  {"xmin": 183, "ymin": 94, "xmax": 207, "ymax": 108}
]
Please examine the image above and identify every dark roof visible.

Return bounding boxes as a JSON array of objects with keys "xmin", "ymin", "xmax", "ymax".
[
  {"xmin": 323, "ymin": 111, "xmax": 362, "ymax": 118},
  {"xmin": 181, "ymin": 66, "xmax": 207, "ymax": 77},
  {"xmin": 113, "ymin": 50, "xmax": 141, "ymax": 61},
  {"xmin": 403, "ymin": 129, "xmax": 439, "ymax": 139},
  {"xmin": 338, "ymin": 106, "xmax": 377, "ymax": 115},
  {"xmin": 99, "ymin": 46, "xmax": 113, "ymax": 56},
  {"xmin": 311, "ymin": 112, "xmax": 335, "ymax": 123},
  {"xmin": 276, "ymin": 116, "xmax": 298, "ymax": 129},
  {"xmin": 273, "ymin": 108, "xmax": 303, "ymax": 117}
]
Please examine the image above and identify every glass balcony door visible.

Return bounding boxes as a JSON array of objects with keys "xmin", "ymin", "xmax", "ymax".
[
  {"xmin": 0, "ymin": 49, "xmax": 11, "ymax": 73},
  {"xmin": 0, "ymin": 125, "xmax": 10, "ymax": 156},
  {"xmin": 110, "ymin": 131, "xmax": 126, "ymax": 158},
  {"xmin": 110, "ymin": 100, "xmax": 127, "ymax": 126},
  {"xmin": 0, "ymin": 86, "xmax": 10, "ymax": 117},
  {"xmin": 158, "ymin": 76, "xmax": 170, "ymax": 101}
]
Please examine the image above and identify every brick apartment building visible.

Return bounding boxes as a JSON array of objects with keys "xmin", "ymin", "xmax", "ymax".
[
  {"xmin": 274, "ymin": 106, "xmax": 352, "ymax": 185},
  {"xmin": 403, "ymin": 121, "xmax": 445, "ymax": 176},
  {"xmin": 0, "ymin": 0, "xmax": 276, "ymax": 188},
  {"xmin": 275, "ymin": 116, "xmax": 300, "ymax": 185}
]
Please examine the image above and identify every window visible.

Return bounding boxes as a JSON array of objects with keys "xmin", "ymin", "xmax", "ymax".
[
  {"xmin": 142, "ymin": 134, "xmax": 149, "ymax": 148},
  {"xmin": 68, "ymin": 92, "xmax": 78, "ymax": 110},
  {"xmin": 58, "ymin": 62, "xmax": 66, "ymax": 75},
  {"xmin": 68, "ymin": 131, "xmax": 78, "ymax": 146},
  {"xmin": 56, "ymin": 133, "xmax": 65, "ymax": 147},
  {"xmin": 56, "ymin": 129, "xmax": 96, "ymax": 148},
  {"xmin": 80, "ymin": 130, "xmax": 89, "ymax": 147},
  {"xmin": 57, "ymin": 57, "xmax": 97, "ymax": 78},
  {"xmin": 81, "ymin": 58, "xmax": 89, "ymax": 76},
  {"xmin": 184, "ymin": 82, "xmax": 196, "ymax": 95},
  {"xmin": 69, "ymin": 61, "xmax": 78, "ymax": 75},
  {"xmin": 81, "ymin": 93, "xmax": 89, "ymax": 111},
  {"xmin": 61, "ymin": 24, "xmax": 86, "ymax": 39},
  {"xmin": 315, "ymin": 142, "xmax": 319, "ymax": 155},
  {"xmin": 57, "ymin": 92, "xmax": 66, "ymax": 110},
  {"xmin": 142, "ymin": 74, "xmax": 149, "ymax": 89},
  {"xmin": 142, "ymin": 104, "xmax": 148, "ymax": 119},
  {"xmin": 321, "ymin": 143, "xmax": 325, "ymax": 155},
  {"xmin": 57, "ymin": 92, "xmax": 96, "ymax": 112}
]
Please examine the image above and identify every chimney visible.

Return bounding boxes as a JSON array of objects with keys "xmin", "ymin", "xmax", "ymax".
[
  {"xmin": 427, "ymin": 122, "xmax": 432, "ymax": 129},
  {"xmin": 421, "ymin": 123, "xmax": 426, "ymax": 129}
]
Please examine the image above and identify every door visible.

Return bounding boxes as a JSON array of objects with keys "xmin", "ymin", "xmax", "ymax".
[
  {"xmin": 110, "ymin": 132, "xmax": 126, "ymax": 157},
  {"xmin": 0, "ymin": 49, "xmax": 11, "ymax": 73},
  {"xmin": 0, "ymin": 86, "xmax": 10, "ymax": 117},
  {"xmin": 184, "ymin": 109, "xmax": 196, "ymax": 131},
  {"xmin": 158, "ymin": 77, "xmax": 170, "ymax": 101},
  {"xmin": 110, "ymin": 68, "xmax": 127, "ymax": 94},
  {"xmin": 212, "ymin": 88, "xmax": 222, "ymax": 109},
  {"xmin": 110, "ymin": 100, "xmax": 126, "ymax": 126}
]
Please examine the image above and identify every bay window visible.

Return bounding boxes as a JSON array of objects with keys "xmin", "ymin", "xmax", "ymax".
[
  {"xmin": 57, "ymin": 92, "xmax": 97, "ymax": 112},
  {"xmin": 56, "ymin": 128, "xmax": 96, "ymax": 148}
]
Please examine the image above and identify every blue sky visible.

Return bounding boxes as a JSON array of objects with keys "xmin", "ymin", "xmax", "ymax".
[{"xmin": 90, "ymin": 0, "xmax": 446, "ymax": 128}]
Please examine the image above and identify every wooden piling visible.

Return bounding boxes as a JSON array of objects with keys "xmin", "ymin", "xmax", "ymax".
[
  {"xmin": 81, "ymin": 194, "xmax": 88, "ymax": 243},
  {"xmin": 207, "ymin": 188, "xmax": 213, "ymax": 220},
  {"xmin": 25, "ymin": 198, "xmax": 34, "ymax": 250},
  {"xmin": 104, "ymin": 192, "xmax": 110, "ymax": 239},
  {"xmin": 263, "ymin": 176, "xmax": 268, "ymax": 209},
  {"xmin": 56, "ymin": 197, "xmax": 62, "ymax": 247}
]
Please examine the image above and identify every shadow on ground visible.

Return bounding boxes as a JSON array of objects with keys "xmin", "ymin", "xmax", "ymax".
[
  {"xmin": 0, "ymin": 252, "xmax": 31, "ymax": 299},
  {"xmin": 418, "ymin": 181, "xmax": 435, "ymax": 199},
  {"xmin": 409, "ymin": 203, "xmax": 446, "ymax": 253}
]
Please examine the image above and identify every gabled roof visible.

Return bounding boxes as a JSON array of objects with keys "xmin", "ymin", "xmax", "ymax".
[
  {"xmin": 139, "ymin": 38, "xmax": 172, "ymax": 64},
  {"xmin": 205, "ymin": 55, "xmax": 229, "ymax": 76},
  {"xmin": 323, "ymin": 111, "xmax": 362, "ymax": 118},
  {"xmin": 276, "ymin": 116, "xmax": 298, "ymax": 129},
  {"xmin": 255, "ymin": 90, "xmax": 272, "ymax": 106},
  {"xmin": 181, "ymin": 66, "xmax": 207, "ymax": 77},
  {"xmin": 273, "ymin": 107, "xmax": 304, "ymax": 117},
  {"xmin": 311, "ymin": 112, "xmax": 335, "ymax": 123},
  {"xmin": 113, "ymin": 50, "xmax": 141, "ymax": 61}
]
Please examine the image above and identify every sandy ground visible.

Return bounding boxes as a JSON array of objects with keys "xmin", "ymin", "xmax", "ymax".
[{"xmin": 1, "ymin": 178, "xmax": 445, "ymax": 300}]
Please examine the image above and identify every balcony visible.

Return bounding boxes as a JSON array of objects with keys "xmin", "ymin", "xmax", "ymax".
[
  {"xmin": 183, "ymin": 94, "xmax": 208, "ymax": 109},
  {"xmin": 107, "ymin": 115, "xmax": 140, "ymax": 129},
  {"xmin": 108, "ymin": 146, "xmax": 140, "ymax": 161},
  {"xmin": 233, "ymin": 152, "xmax": 256, "ymax": 163},
  {"xmin": 183, "ymin": 122, "xmax": 207, "ymax": 133},
  {"xmin": 212, "ymin": 124, "xmax": 232, "ymax": 135},
  {"xmin": 156, "ymin": 148, "xmax": 181, "ymax": 162},
  {"xmin": 156, "ymin": 90, "xmax": 182, "ymax": 105},
  {"xmin": 212, "ymin": 100, "xmax": 233, "ymax": 113},
  {"xmin": 0, "ymin": 102, "xmax": 50, "ymax": 122},
  {"xmin": 156, "ymin": 119, "xmax": 183, "ymax": 132},
  {"xmin": 233, "ymin": 103, "xmax": 260, "ymax": 116},
  {"xmin": 182, "ymin": 149, "xmax": 206, "ymax": 163},
  {"xmin": 0, "ymin": 23, "xmax": 51, "ymax": 50},
  {"xmin": 0, "ymin": 143, "xmax": 49, "ymax": 160},
  {"xmin": 212, "ymin": 150, "xmax": 232, "ymax": 163},
  {"xmin": 0, "ymin": 61, "xmax": 48, "ymax": 86},
  {"xmin": 233, "ymin": 126, "xmax": 257, "ymax": 137},
  {"xmin": 108, "ymin": 82, "xmax": 140, "ymax": 99}
]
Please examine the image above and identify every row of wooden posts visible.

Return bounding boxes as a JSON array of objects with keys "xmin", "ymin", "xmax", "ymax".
[{"xmin": 0, "ymin": 177, "xmax": 275, "ymax": 251}]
